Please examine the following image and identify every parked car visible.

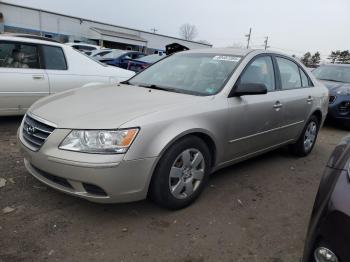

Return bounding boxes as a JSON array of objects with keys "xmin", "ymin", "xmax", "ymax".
[
  {"xmin": 127, "ymin": 53, "xmax": 166, "ymax": 72},
  {"xmin": 65, "ymin": 42, "xmax": 101, "ymax": 55},
  {"xmin": 0, "ymin": 35, "xmax": 135, "ymax": 115},
  {"xmin": 302, "ymin": 135, "xmax": 350, "ymax": 262},
  {"xmin": 312, "ymin": 64, "xmax": 350, "ymax": 128},
  {"xmin": 90, "ymin": 48, "xmax": 113, "ymax": 59},
  {"xmin": 99, "ymin": 50, "xmax": 146, "ymax": 69},
  {"xmin": 18, "ymin": 48, "xmax": 328, "ymax": 209}
]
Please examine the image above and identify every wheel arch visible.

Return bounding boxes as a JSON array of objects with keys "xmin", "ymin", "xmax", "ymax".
[
  {"xmin": 156, "ymin": 129, "xmax": 218, "ymax": 169},
  {"xmin": 146, "ymin": 129, "xmax": 218, "ymax": 198},
  {"xmin": 311, "ymin": 109, "xmax": 323, "ymax": 122}
]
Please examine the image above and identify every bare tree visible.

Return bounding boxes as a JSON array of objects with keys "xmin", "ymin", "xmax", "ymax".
[{"xmin": 179, "ymin": 23, "xmax": 198, "ymax": 41}]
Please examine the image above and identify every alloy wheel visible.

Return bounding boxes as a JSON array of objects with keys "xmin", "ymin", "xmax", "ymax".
[
  {"xmin": 169, "ymin": 148, "xmax": 205, "ymax": 199},
  {"xmin": 304, "ymin": 121, "xmax": 317, "ymax": 152}
]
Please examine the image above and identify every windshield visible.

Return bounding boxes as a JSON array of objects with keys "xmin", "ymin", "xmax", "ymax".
[
  {"xmin": 138, "ymin": 54, "xmax": 165, "ymax": 63},
  {"xmin": 313, "ymin": 65, "xmax": 350, "ymax": 83},
  {"xmin": 128, "ymin": 53, "xmax": 242, "ymax": 96},
  {"xmin": 102, "ymin": 50, "xmax": 126, "ymax": 59}
]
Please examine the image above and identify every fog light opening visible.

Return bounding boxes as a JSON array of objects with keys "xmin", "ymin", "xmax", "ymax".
[{"xmin": 314, "ymin": 247, "xmax": 338, "ymax": 262}]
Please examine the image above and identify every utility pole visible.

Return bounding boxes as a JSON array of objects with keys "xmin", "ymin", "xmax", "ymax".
[
  {"xmin": 150, "ymin": 28, "xmax": 158, "ymax": 34},
  {"xmin": 264, "ymin": 36, "xmax": 270, "ymax": 50},
  {"xmin": 245, "ymin": 28, "xmax": 252, "ymax": 49}
]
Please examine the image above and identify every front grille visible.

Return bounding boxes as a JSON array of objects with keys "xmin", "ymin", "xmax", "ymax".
[
  {"xmin": 22, "ymin": 115, "xmax": 55, "ymax": 151},
  {"xmin": 338, "ymin": 101, "xmax": 350, "ymax": 115},
  {"xmin": 329, "ymin": 95, "xmax": 336, "ymax": 104}
]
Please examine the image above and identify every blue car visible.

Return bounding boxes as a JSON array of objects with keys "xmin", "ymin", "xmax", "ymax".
[
  {"xmin": 98, "ymin": 50, "xmax": 145, "ymax": 69},
  {"xmin": 313, "ymin": 64, "xmax": 350, "ymax": 128},
  {"xmin": 126, "ymin": 53, "xmax": 166, "ymax": 72}
]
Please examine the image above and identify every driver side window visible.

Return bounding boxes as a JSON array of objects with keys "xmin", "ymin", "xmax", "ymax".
[{"xmin": 240, "ymin": 56, "xmax": 275, "ymax": 92}]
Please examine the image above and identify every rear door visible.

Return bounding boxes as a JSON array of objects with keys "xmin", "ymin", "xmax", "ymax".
[
  {"xmin": 0, "ymin": 41, "xmax": 49, "ymax": 115},
  {"xmin": 42, "ymin": 45, "xmax": 108, "ymax": 94},
  {"xmin": 274, "ymin": 56, "xmax": 314, "ymax": 141}
]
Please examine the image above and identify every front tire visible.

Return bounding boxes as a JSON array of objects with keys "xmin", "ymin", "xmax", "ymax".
[
  {"xmin": 149, "ymin": 136, "xmax": 211, "ymax": 210},
  {"xmin": 290, "ymin": 115, "xmax": 320, "ymax": 157}
]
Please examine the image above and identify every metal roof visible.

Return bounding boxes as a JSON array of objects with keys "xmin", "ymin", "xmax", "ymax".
[{"xmin": 91, "ymin": 28, "xmax": 147, "ymax": 43}]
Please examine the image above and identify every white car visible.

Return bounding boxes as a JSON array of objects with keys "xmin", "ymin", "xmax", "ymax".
[
  {"xmin": 0, "ymin": 35, "xmax": 135, "ymax": 116},
  {"xmin": 65, "ymin": 42, "xmax": 101, "ymax": 55},
  {"xmin": 90, "ymin": 48, "xmax": 114, "ymax": 59}
]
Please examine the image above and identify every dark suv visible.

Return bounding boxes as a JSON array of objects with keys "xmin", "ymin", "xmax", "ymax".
[{"xmin": 302, "ymin": 135, "xmax": 350, "ymax": 262}]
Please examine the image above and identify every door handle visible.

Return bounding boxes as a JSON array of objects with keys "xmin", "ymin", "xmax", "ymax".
[
  {"xmin": 32, "ymin": 75, "xmax": 45, "ymax": 80},
  {"xmin": 307, "ymin": 96, "xmax": 313, "ymax": 103},
  {"xmin": 273, "ymin": 101, "xmax": 283, "ymax": 109}
]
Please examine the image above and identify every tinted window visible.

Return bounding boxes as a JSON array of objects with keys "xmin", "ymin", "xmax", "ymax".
[
  {"xmin": 0, "ymin": 42, "xmax": 40, "ymax": 69},
  {"xmin": 240, "ymin": 56, "xmax": 275, "ymax": 91},
  {"xmin": 123, "ymin": 54, "xmax": 132, "ymax": 59},
  {"xmin": 313, "ymin": 65, "xmax": 350, "ymax": 83},
  {"xmin": 299, "ymin": 68, "xmax": 309, "ymax": 87},
  {"xmin": 276, "ymin": 57, "xmax": 302, "ymax": 89},
  {"xmin": 42, "ymin": 46, "xmax": 67, "ymax": 70},
  {"xmin": 131, "ymin": 53, "xmax": 145, "ymax": 59}
]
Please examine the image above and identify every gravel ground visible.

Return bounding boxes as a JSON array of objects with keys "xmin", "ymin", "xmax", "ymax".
[{"xmin": 0, "ymin": 116, "xmax": 348, "ymax": 262}]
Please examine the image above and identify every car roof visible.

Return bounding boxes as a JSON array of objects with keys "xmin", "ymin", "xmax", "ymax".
[
  {"xmin": 182, "ymin": 48, "xmax": 293, "ymax": 58},
  {"xmin": 65, "ymin": 42, "xmax": 100, "ymax": 48},
  {"xmin": 0, "ymin": 35, "xmax": 65, "ymax": 47}
]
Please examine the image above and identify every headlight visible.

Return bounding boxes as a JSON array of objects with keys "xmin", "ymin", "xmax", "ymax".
[
  {"xmin": 59, "ymin": 128, "xmax": 139, "ymax": 154},
  {"xmin": 336, "ymin": 87, "xmax": 350, "ymax": 96}
]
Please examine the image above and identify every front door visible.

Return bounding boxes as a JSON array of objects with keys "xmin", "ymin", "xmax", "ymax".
[
  {"xmin": 0, "ymin": 41, "xmax": 49, "ymax": 115},
  {"xmin": 226, "ymin": 55, "xmax": 286, "ymax": 162}
]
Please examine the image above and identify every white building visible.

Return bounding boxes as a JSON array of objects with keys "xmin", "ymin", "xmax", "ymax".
[{"xmin": 0, "ymin": 2, "xmax": 211, "ymax": 53}]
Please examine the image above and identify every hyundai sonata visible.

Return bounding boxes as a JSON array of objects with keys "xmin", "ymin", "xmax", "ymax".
[{"xmin": 18, "ymin": 48, "xmax": 328, "ymax": 209}]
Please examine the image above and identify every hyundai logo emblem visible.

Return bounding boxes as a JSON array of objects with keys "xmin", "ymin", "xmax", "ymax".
[{"xmin": 26, "ymin": 125, "xmax": 36, "ymax": 135}]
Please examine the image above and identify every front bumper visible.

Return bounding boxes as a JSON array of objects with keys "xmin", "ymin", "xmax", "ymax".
[{"xmin": 18, "ymin": 126, "xmax": 158, "ymax": 203}]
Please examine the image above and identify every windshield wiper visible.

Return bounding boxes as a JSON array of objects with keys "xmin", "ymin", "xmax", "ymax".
[{"xmin": 138, "ymin": 84, "xmax": 172, "ymax": 92}]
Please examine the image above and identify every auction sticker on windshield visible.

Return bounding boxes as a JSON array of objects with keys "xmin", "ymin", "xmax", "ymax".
[{"xmin": 213, "ymin": 56, "xmax": 241, "ymax": 62}]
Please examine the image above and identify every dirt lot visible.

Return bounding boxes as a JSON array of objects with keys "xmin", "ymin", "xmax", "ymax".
[{"xmin": 0, "ymin": 116, "xmax": 348, "ymax": 262}]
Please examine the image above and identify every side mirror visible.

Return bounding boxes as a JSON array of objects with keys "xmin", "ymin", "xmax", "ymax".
[{"xmin": 231, "ymin": 83, "xmax": 268, "ymax": 97}]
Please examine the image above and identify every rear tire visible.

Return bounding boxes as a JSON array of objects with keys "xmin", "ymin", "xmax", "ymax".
[
  {"xmin": 149, "ymin": 136, "xmax": 211, "ymax": 210},
  {"xmin": 290, "ymin": 115, "xmax": 320, "ymax": 157}
]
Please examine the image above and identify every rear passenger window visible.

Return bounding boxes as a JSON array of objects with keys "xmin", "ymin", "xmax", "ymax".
[
  {"xmin": 42, "ymin": 46, "xmax": 67, "ymax": 70},
  {"xmin": 299, "ymin": 68, "xmax": 310, "ymax": 87},
  {"xmin": 0, "ymin": 42, "xmax": 40, "ymax": 69},
  {"xmin": 276, "ymin": 57, "xmax": 302, "ymax": 89},
  {"xmin": 240, "ymin": 56, "xmax": 275, "ymax": 92}
]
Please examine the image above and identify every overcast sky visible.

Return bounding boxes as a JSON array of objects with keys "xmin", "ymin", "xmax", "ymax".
[{"xmin": 3, "ymin": 0, "xmax": 350, "ymax": 58}]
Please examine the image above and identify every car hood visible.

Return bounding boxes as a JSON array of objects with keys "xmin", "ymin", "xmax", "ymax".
[
  {"xmin": 319, "ymin": 80, "xmax": 350, "ymax": 95},
  {"xmin": 29, "ymin": 84, "xmax": 203, "ymax": 129}
]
